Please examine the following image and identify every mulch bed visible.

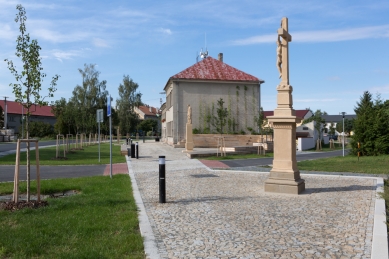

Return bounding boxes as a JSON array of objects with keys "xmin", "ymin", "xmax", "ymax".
[{"xmin": 0, "ymin": 201, "xmax": 48, "ymax": 212}]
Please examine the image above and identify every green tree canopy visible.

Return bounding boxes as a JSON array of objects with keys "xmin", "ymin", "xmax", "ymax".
[
  {"xmin": 70, "ymin": 64, "xmax": 109, "ymax": 134},
  {"xmin": 138, "ymin": 119, "xmax": 158, "ymax": 133},
  {"xmin": 254, "ymin": 107, "xmax": 265, "ymax": 133},
  {"xmin": 116, "ymin": 75, "xmax": 142, "ymax": 135},
  {"xmin": 352, "ymin": 91, "xmax": 389, "ymax": 155},
  {"xmin": 212, "ymin": 98, "xmax": 228, "ymax": 134}
]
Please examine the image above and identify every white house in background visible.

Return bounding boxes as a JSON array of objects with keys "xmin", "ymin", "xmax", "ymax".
[
  {"xmin": 161, "ymin": 53, "xmax": 265, "ymax": 146},
  {"xmin": 264, "ymin": 109, "xmax": 316, "ymax": 151},
  {"xmin": 322, "ymin": 114, "xmax": 356, "ymax": 135}
]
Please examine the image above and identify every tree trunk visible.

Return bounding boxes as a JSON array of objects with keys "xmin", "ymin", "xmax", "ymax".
[{"xmin": 26, "ymin": 107, "xmax": 30, "ymax": 202}]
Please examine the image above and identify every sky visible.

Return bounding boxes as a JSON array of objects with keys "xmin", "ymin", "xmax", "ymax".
[{"xmin": 0, "ymin": 0, "xmax": 388, "ymax": 115}]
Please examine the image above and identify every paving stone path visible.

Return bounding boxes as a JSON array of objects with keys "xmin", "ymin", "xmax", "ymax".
[{"xmin": 128, "ymin": 142, "xmax": 380, "ymax": 259}]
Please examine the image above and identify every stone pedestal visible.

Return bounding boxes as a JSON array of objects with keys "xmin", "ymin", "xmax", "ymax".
[
  {"xmin": 185, "ymin": 123, "xmax": 194, "ymax": 151},
  {"xmin": 265, "ymin": 86, "xmax": 305, "ymax": 195}
]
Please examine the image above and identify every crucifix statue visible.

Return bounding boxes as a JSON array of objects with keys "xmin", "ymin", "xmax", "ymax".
[
  {"xmin": 277, "ymin": 17, "xmax": 292, "ymax": 85},
  {"xmin": 265, "ymin": 17, "xmax": 305, "ymax": 195}
]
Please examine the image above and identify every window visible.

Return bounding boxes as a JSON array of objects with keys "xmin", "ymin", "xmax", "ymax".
[
  {"xmin": 9, "ymin": 116, "xmax": 15, "ymax": 122},
  {"xmin": 166, "ymin": 91, "xmax": 173, "ymax": 109}
]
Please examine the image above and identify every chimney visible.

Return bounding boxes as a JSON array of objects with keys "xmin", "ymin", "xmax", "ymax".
[
  {"xmin": 149, "ymin": 107, "xmax": 152, "ymax": 113},
  {"xmin": 218, "ymin": 53, "xmax": 223, "ymax": 62}
]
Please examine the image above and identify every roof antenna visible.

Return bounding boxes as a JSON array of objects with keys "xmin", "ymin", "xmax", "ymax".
[{"xmin": 199, "ymin": 33, "xmax": 208, "ymax": 59}]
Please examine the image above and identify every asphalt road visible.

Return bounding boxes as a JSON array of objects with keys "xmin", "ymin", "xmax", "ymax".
[
  {"xmin": 0, "ymin": 140, "xmax": 57, "ymax": 153},
  {"xmin": 221, "ymin": 149, "xmax": 349, "ymax": 167},
  {"xmin": 0, "ymin": 165, "xmax": 106, "ymax": 182},
  {"xmin": 0, "ymin": 140, "xmax": 107, "ymax": 182},
  {"xmin": 0, "ymin": 141, "xmax": 349, "ymax": 182}
]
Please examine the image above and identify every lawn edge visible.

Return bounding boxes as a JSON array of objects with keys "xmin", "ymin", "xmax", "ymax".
[{"xmin": 126, "ymin": 155, "xmax": 160, "ymax": 259}]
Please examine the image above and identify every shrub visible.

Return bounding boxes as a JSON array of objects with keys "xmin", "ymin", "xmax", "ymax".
[{"xmin": 20, "ymin": 121, "xmax": 54, "ymax": 138}]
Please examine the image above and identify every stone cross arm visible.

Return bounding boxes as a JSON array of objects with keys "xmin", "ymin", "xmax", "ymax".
[{"xmin": 278, "ymin": 28, "xmax": 292, "ymax": 42}]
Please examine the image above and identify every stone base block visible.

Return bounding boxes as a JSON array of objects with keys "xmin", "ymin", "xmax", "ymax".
[
  {"xmin": 185, "ymin": 142, "xmax": 194, "ymax": 150},
  {"xmin": 264, "ymin": 178, "xmax": 305, "ymax": 195}
]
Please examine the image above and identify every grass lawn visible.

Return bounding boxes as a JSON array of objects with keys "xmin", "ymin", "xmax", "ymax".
[
  {"xmin": 199, "ymin": 153, "xmax": 273, "ymax": 160},
  {"xmin": 0, "ymin": 174, "xmax": 145, "ymax": 259},
  {"xmin": 0, "ymin": 143, "xmax": 125, "ymax": 165},
  {"xmin": 303, "ymin": 141, "xmax": 350, "ymax": 152},
  {"xmin": 297, "ymin": 154, "xmax": 389, "ymax": 175}
]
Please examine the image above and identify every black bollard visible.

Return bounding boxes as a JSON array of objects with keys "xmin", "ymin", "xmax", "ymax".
[
  {"xmin": 136, "ymin": 142, "xmax": 139, "ymax": 159},
  {"xmin": 130, "ymin": 143, "xmax": 135, "ymax": 158},
  {"xmin": 130, "ymin": 139, "xmax": 132, "ymax": 145},
  {"xmin": 159, "ymin": 156, "xmax": 166, "ymax": 203},
  {"xmin": 126, "ymin": 138, "xmax": 128, "ymax": 145}
]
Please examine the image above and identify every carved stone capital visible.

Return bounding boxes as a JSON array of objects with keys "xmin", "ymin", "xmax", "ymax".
[
  {"xmin": 272, "ymin": 123, "xmax": 293, "ymax": 129},
  {"xmin": 276, "ymin": 84, "xmax": 293, "ymax": 92}
]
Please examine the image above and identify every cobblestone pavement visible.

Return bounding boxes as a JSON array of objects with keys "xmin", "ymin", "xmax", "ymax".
[{"xmin": 129, "ymin": 142, "xmax": 378, "ymax": 258}]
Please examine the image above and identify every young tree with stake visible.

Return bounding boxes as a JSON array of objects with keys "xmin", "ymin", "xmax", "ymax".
[{"xmin": 4, "ymin": 5, "xmax": 59, "ymax": 202}]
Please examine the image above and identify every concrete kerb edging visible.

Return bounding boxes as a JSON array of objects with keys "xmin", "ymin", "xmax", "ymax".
[
  {"xmin": 208, "ymin": 168, "xmax": 389, "ymax": 259},
  {"xmin": 126, "ymin": 155, "xmax": 161, "ymax": 259}
]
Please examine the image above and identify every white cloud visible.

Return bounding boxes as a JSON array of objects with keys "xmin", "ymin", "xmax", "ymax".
[
  {"xmin": 32, "ymin": 28, "xmax": 91, "ymax": 43},
  {"xmin": 50, "ymin": 49, "xmax": 83, "ymax": 62},
  {"xmin": 0, "ymin": 23, "xmax": 16, "ymax": 40},
  {"xmin": 369, "ymin": 85, "xmax": 389, "ymax": 94},
  {"xmin": 232, "ymin": 24, "xmax": 389, "ymax": 45},
  {"xmin": 93, "ymin": 38, "xmax": 110, "ymax": 48},
  {"xmin": 158, "ymin": 28, "xmax": 172, "ymax": 35}
]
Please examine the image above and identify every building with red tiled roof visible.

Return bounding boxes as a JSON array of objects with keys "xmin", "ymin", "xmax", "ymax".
[
  {"xmin": 134, "ymin": 105, "xmax": 161, "ymax": 134},
  {"xmin": 0, "ymin": 100, "xmax": 55, "ymax": 134},
  {"xmin": 162, "ymin": 53, "xmax": 265, "ymax": 146},
  {"xmin": 134, "ymin": 105, "xmax": 160, "ymax": 120}
]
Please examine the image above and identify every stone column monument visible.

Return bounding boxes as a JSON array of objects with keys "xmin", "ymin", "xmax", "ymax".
[
  {"xmin": 185, "ymin": 105, "xmax": 194, "ymax": 151},
  {"xmin": 264, "ymin": 17, "xmax": 305, "ymax": 194}
]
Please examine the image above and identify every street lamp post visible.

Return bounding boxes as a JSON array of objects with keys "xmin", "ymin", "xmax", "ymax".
[{"xmin": 340, "ymin": 112, "xmax": 346, "ymax": 157}]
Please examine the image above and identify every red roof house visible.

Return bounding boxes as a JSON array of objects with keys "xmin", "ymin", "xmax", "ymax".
[
  {"xmin": 0, "ymin": 100, "xmax": 55, "ymax": 133},
  {"xmin": 134, "ymin": 105, "xmax": 160, "ymax": 120},
  {"xmin": 169, "ymin": 56, "xmax": 261, "ymax": 83},
  {"xmin": 162, "ymin": 53, "xmax": 265, "ymax": 146}
]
